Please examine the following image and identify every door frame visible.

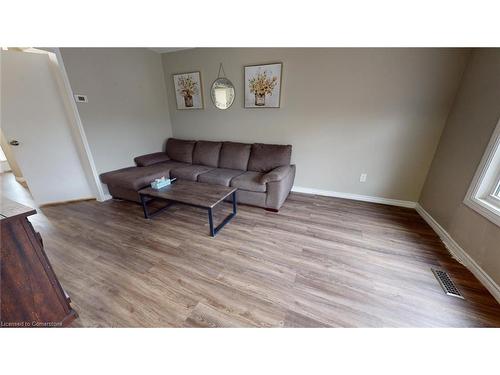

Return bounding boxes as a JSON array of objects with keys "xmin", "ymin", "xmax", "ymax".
[{"xmin": 51, "ymin": 48, "xmax": 107, "ymax": 201}]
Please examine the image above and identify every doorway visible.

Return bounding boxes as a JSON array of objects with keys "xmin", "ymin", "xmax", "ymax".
[
  {"xmin": 1, "ymin": 47, "xmax": 96, "ymax": 206},
  {"xmin": 0, "ymin": 143, "xmax": 10, "ymax": 173},
  {"xmin": 0, "ymin": 132, "xmax": 34, "ymax": 206}
]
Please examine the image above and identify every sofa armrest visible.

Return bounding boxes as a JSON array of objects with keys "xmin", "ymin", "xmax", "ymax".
[
  {"xmin": 134, "ymin": 152, "xmax": 170, "ymax": 167},
  {"xmin": 260, "ymin": 165, "xmax": 293, "ymax": 184}
]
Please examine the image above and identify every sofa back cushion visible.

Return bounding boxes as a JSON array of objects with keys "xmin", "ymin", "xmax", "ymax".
[
  {"xmin": 166, "ymin": 138, "xmax": 196, "ymax": 163},
  {"xmin": 193, "ymin": 141, "xmax": 222, "ymax": 167},
  {"xmin": 218, "ymin": 142, "xmax": 252, "ymax": 171},
  {"xmin": 247, "ymin": 143, "xmax": 292, "ymax": 172}
]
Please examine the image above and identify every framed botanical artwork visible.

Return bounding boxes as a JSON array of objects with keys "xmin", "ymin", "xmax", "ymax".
[
  {"xmin": 244, "ymin": 63, "xmax": 282, "ymax": 108},
  {"xmin": 173, "ymin": 71, "xmax": 204, "ymax": 110}
]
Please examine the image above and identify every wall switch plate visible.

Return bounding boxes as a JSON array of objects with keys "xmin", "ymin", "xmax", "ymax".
[
  {"xmin": 360, "ymin": 173, "xmax": 367, "ymax": 182},
  {"xmin": 74, "ymin": 94, "xmax": 88, "ymax": 103}
]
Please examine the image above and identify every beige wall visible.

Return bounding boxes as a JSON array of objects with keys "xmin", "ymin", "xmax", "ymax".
[
  {"xmin": 162, "ymin": 48, "xmax": 469, "ymax": 202},
  {"xmin": 419, "ymin": 49, "xmax": 500, "ymax": 285},
  {"xmin": 60, "ymin": 48, "xmax": 173, "ymax": 175}
]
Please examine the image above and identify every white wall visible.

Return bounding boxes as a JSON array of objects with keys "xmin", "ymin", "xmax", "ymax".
[
  {"xmin": 1, "ymin": 50, "xmax": 95, "ymax": 205},
  {"xmin": 162, "ymin": 48, "xmax": 470, "ymax": 202},
  {"xmin": 60, "ymin": 48, "xmax": 173, "ymax": 176}
]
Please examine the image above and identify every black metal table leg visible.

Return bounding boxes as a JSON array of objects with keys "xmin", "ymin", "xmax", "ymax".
[
  {"xmin": 140, "ymin": 194, "xmax": 149, "ymax": 219},
  {"xmin": 208, "ymin": 207, "xmax": 215, "ymax": 237},
  {"xmin": 208, "ymin": 190, "xmax": 237, "ymax": 237},
  {"xmin": 140, "ymin": 194, "xmax": 174, "ymax": 219}
]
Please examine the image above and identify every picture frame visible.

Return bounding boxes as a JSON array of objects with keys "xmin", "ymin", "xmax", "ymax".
[
  {"xmin": 244, "ymin": 62, "xmax": 282, "ymax": 108},
  {"xmin": 172, "ymin": 71, "xmax": 204, "ymax": 110}
]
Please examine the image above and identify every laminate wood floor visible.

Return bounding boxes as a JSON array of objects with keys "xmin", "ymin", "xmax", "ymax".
[{"xmin": 4, "ymin": 174, "xmax": 500, "ymax": 327}]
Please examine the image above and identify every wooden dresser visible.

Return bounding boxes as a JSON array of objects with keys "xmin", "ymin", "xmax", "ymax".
[{"xmin": 0, "ymin": 198, "xmax": 77, "ymax": 327}]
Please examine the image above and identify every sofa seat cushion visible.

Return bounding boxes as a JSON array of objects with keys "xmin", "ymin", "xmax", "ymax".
[
  {"xmin": 193, "ymin": 141, "xmax": 222, "ymax": 167},
  {"xmin": 170, "ymin": 164, "xmax": 215, "ymax": 181},
  {"xmin": 100, "ymin": 161, "xmax": 187, "ymax": 190},
  {"xmin": 247, "ymin": 143, "xmax": 292, "ymax": 172},
  {"xmin": 197, "ymin": 168, "xmax": 245, "ymax": 186},
  {"xmin": 230, "ymin": 171, "xmax": 267, "ymax": 192},
  {"xmin": 166, "ymin": 138, "xmax": 196, "ymax": 163}
]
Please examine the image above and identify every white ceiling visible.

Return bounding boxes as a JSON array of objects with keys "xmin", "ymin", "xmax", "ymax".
[{"xmin": 149, "ymin": 48, "xmax": 192, "ymax": 54}]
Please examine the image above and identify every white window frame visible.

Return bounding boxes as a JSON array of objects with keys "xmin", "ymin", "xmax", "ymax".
[{"xmin": 464, "ymin": 116, "xmax": 500, "ymax": 227}]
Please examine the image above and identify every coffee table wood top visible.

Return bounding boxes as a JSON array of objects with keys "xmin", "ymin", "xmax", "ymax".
[{"xmin": 139, "ymin": 180, "xmax": 236, "ymax": 209}]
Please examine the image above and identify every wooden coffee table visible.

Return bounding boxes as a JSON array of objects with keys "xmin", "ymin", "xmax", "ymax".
[{"xmin": 138, "ymin": 180, "xmax": 237, "ymax": 237}]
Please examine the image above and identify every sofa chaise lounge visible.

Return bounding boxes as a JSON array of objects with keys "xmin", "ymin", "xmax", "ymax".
[{"xmin": 99, "ymin": 138, "xmax": 296, "ymax": 211}]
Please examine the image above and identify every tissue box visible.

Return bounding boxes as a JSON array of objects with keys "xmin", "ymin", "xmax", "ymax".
[{"xmin": 151, "ymin": 177, "xmax": 171, "ymax": 190}]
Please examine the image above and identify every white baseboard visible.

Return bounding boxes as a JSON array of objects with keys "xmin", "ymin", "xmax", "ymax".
[
  {"xmin": 39, "ymin": 197, "xmax": 95, "ymax": 207},
  {"xmin": 291, "ymin": 186, "xmax": 417, "ymax": 208},
  {"xmin": 416, "ymin": 203, "xmax": 500, "ymax": 303}
]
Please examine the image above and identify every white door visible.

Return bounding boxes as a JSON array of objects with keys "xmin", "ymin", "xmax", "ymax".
[{"xmin": 0, "ymin": 50, "xmax": 94, "ymax": 205}]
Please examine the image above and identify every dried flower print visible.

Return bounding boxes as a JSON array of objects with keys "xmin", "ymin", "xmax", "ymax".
[
  {"xmin": 177, "ymin": 75, "xmax": 199, "ymax": 98},
  {"xmin": 248, "ymin": 71, "xmax": 278, "ymax": 96},
  {"xmin": 173, "ymin": 71, "xmax": 203, "ymax": 109},
  {"xmin": 244, "ymin": 63, "xmax": 282, "ymax": 108}
]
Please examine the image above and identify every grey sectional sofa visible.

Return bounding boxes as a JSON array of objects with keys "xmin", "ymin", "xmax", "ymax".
[{"xmin": 100, "ymin": 138, "xmax": 296, "ymax": 211}]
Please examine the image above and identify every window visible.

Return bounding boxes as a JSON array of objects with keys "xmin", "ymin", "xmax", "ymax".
[
  {"xmin": 495, "ymin": 181, "xmax": 500, "ymax": 197},
  {"xmin": 464, "ymin": 117, "xmax": 500, "ymax": 227}
]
